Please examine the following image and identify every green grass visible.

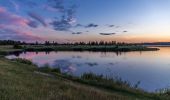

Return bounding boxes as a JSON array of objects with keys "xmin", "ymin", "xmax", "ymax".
[
  {"xmin": 0, "ymin": 45, "xmax": 23, "ymax": 55},
  {"xmin": 0, "ymin": 45, "xmax": 22, "ymax": 52},
  {"xmin": 38, "ymin": 65, "xmax": 61, "ymax": 73},
  {"xmin": 11, "ymin": 58, "xmax": 35, "ymax": 65}
]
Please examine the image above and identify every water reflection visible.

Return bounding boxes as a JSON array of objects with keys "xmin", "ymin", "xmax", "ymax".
[
  {"xmin": 85, "ymin": 62, "xmax": 98, "ymax": 67},
  {"xmin": 6, "ymin": 47, "xmax": 170, "ymax": 92},
  {"xmin": 52, "ymin": 59, "xmax": 76, "ymax": 73}
]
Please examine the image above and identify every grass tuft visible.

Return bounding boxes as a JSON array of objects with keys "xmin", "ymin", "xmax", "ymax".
[
  {"xmin": 11, "ymin": 58, "xmax": 34, "ymax": 65},
  {"xmin": 38, "ymin": 64, "xmax": 61, "ymax": 74}
]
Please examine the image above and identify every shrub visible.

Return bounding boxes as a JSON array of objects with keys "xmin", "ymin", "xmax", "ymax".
[
  {"xmin": 12, "ymin": 58, "xmax": 33, "ymax": 65},
  {"xmin": 81, "ymin": 73, "xmax": 103, "ymax": 81},
  {"xmin": 80, "ymin": 73, "xmax": 131, "ymax": 89},
  {"xmin": 39, "ymin": 64, "xmax": 61, "ymax": 74},
  {"xmin": 13, "ymin": 44, "xmax": 22, "ymax": 49},
  {"xmin": 38, "ymin": 66, "xmax": 52, "ymax": 73},
  {"xmin": 51, "ymin": 68, "xmax": 61, "ymax": 73}
]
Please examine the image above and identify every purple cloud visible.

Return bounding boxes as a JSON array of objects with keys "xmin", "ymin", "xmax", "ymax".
[
  {"xmin": 27, "ymin": 20, "xmax": 39, "ymax": 28},
  {"xmin": 50, "ymin": 16, "xmax": 72, "ymax": 31},
  {"xmin": 99, "ymin": 33, "xmax": 116, "ymax": 35},
  {"xmin": 72, "ymin": 32, "xmax": 82, "ymax": 34},
  {"xmin": 50, "ymin": 5, "xmax": 77, "ymax": 31},
  {"xmin": 0, "ymin": 6, "xmax": 44, "ymax": 42},
  {"xmin": 108, "ymin": 25, "xmax": 115, "ymax": 27},
  {"xmin": 66, "ymin": 5, "xmax": 77, "ymax": 24},
  {"xmin": 85, "ymin": 23, "xmax": 98, "ymax": 28},
  {"xmin": 0, "ymin": 7, "xmax": 28, "ymax": 26},
  {"xmin": 48, "ymin": 0, "xmax": 65, "ymax": 12},
  {"xmin": 28, "ymin": 11, "xmax": 47, "ymax": 27},
  {"xmin": 48, "ymin": 0, "xmax": 77, "ymax": 31},
  {"xmin": 0, "ymin": 7, "xmax": 42, "ymax": 29}
]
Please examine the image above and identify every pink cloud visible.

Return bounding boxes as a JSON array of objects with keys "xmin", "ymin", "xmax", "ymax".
[
  {"xmin": 0, "ymin": 6, "xmax": 44, "ymax": 42},
  {"xmin": 0, "ymin": 6, "xmax": 30, "ymax": 27},
  {"xmin": 0, "ymin": 24, "xmax": 43, "ymax": 42},
  {"xmin": 0, "ymin": 7, "xmax": 5, "ymax": 12},
  {"xmin": 15, "ymin": 30, "xmax": 42, "ymax": 39}
]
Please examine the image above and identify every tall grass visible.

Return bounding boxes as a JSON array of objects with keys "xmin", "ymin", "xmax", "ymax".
[
  {"xmin": 81, "ymin": 73, "xmax": 131, "ymax": 87},
  {"xmin": 38, "ymin": 64, "xmax": 61, "ymax": 73},
  {"xmin": 37, "ymin": 66, "xmax": 144, "ymax": 95},
  {"xmin": 11, "ymin": 58, "xmax": 34, "ymax": 65},
  {"xmin": 35, "ymin": 67, "xmax": 165, "ymax": 99}
]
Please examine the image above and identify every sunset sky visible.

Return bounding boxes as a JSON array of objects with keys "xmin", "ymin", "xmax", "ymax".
[{"xmin": 1, "ymin": 0, "xmax": 170, "ymax": 43}]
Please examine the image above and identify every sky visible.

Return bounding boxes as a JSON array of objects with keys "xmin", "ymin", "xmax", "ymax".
[{"xmin": 1, "ymin": 0, "xmax": 170, "ymax": 43}]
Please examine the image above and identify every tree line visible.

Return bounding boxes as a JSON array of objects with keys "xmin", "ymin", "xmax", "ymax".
[
  {"xmin": 0, "ymin": 40, "xmax": 26, "ymax": 45},
  {"xmin": 0, "ymin": 40, "xmax": 138, "ymax": 46}
]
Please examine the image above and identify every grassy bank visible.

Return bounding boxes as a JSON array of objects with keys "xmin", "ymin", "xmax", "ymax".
[
  {"xmin": 1, "ymin": 57, "xmax": 122, "ymax": 100},
  {"xmin": 0, "ymin": 45, "xmax": 23, "ymax": 55},
  {"xmin": 0, "ymin": 57, "xmax": 169, "ymax": 100}
]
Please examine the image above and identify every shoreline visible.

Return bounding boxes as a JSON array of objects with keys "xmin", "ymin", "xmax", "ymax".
[
  {"xmin": 0, "ymin": 45, "xmax": 160, "ymax": 54},
  {"xmin": 1, "ymin": 45, "xmax": 169, "ymax": 100}
]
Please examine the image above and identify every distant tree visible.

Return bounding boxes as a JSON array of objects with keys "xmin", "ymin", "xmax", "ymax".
[
  {"xmin": 111, "ymin": 41, "xmax": 116, "ymax": 45},
  {"xmin": 54, "ymin": 41, "xmax": 58, "ymax": 45},
  {"xmin": 99, "ymin": 41, "xmax": 104, "ymax": 45},
  {"xmin": 104, "ymin": 41, "xmax": 108, "ymax": 45},
  {"xmin": 45, "ymin": 41, "xmax": 50, "ymax": 46},
  {"xmin": 35, "ymin": 41, "xmax": 39, "ymax": 45},
  {"xmin": 13, "ymin": 44, "xmax": 22, "ymax": 49}
]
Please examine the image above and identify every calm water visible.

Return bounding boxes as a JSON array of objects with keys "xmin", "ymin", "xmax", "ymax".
[{"xmin": 6, "ymin": 47, "xmax": 170, "ymax": 92}]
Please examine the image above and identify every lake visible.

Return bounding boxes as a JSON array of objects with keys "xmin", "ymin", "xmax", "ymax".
[{"xmin": 6, "ymin": 47, "xmax": 170, "ymax": 92}]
